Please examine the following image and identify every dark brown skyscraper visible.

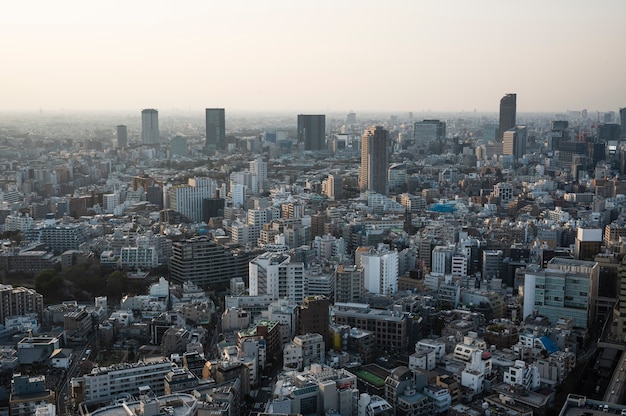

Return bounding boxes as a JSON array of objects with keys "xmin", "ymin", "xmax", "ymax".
[
  {"xmin": 359, "ymin": 126, "xmax": 389, "ymax": 195},
  {"xmin": 498, "ymin": 93, "xmax": 516, "ymax": 142}
]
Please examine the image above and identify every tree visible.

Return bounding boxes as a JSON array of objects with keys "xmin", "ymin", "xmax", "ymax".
[{"xmin": 105, "ymin": 271, "xmax": 128, "ymax": 300}]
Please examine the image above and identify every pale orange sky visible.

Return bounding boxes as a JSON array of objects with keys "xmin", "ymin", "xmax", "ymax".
[{"xmin": 1, "ymin": 0, "xmax": 625, "ymax": 113}]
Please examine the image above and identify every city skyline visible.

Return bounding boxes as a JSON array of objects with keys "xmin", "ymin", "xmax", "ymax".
[{"xmin": 1, "ymin": 0, "xmax": 625, "ymax": 113}]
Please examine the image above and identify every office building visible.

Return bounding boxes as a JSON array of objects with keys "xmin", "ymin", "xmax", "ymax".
[
  {"xmin": 203, "ymin": 197, "xmax": 225, "ymax": 220},
  {"xmin": 413, "ymin": 120, "xmax": 446, "ymax": 143},
  {"xmin": 523, "ymin": 258, "xmax": 599, "ymax": 328},
  {"xmin": 170, "ymin": 136, "xmax": 188, "ymax": 157},
  {"xmin": 141, "ymin": 109, "xmax": 160, "ymax": 145},
  {"xmin": 620, "ymin": 108, "xmax": 626, "ymax": 140},
  {"xmin": 332, "ymin": 303, "xmax": 409, "ymax": 352},
  {"xmin": 116, "ymin": 125, "xmax": 127, "ymax": 148},
  {"xmin": 297, "ymin": 114, "xmax": 326, "ymax": 151},
  {"xmin": 169, "ymin": 236, "xmax": 250, "ymax": 286},
  {"xmin": 502, "ymin": 126, "xmax": 528, "ymax": 159},
  {"xmin": 299, "ymin": 296, "xmax": 330, "ymax": 346},
  {"xmin": 498, "ymin": 94, "xmax": 516, "ymax": 141},
  {"xmin": 574, "ymin": 228, "xmax": 602, "ymax": 261},
  {"xmin": 359, "ymin": 126, "xmax": 389, "ymax": 195},
  {"xmin": 205, "ymin": 108, "xmax": 226, "ymax": 153}
]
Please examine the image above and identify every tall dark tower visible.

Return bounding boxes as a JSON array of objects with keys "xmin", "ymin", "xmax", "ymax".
[
  {"xmin": 297, "ymin": 114, "xmax": 326, "ymax": 151},
  {"xmin": 205, "ymin": 108, "xmax": 225, "ymax": 153},
  {"xmin": 141, "ymin": 109, "xmax": 160, "ymax": 145},
  {"xmin": 359, "ymin": 126, "xmax": 389, "ymax": 195},
  {"xmin": 619, "ymin": 108, "xmax": 626, "ymax": 140},
  {"xmin": 116, "ymin": 125, "xmax": 127, "ymax": 148},
  {"xmin": 498, "ymin": 93, "xmax": 517, "ymax": 142}
]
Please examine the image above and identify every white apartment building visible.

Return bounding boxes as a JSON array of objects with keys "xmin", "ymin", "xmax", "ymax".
[
  {"xmin": 503, "ymin": 360, "xmax": 541, "ymax": 391},
  {"xmin": 72, "ymin": 360, "xmax": 175, "ymax": 404},
  {"xmin": 249, "ymin": 252, "xmax": 305, "ymax": 303},
  {"xmin": 431, "ymin": 245, "xmax": 454, "ymax": 275},
  {"xmin": 119, "ymin": 236, "xmax": 158, "ymax": 269},
  {"xmin": 360, "ymin": 246, "xmax": 398, "ymax": 296},
  {"xmin": 168, "ymin": 177, "xmax": 216, "ymax": 222}
]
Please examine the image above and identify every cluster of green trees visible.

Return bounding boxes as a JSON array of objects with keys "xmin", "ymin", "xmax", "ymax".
[{"xmin": 35, "ymin": 264, "xmax": 141, "ymax": 304}]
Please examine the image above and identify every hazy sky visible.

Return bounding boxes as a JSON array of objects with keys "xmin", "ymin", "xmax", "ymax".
[{"xmin": 1, "ymin": 0, "xmax": 625, "ymax": 113}]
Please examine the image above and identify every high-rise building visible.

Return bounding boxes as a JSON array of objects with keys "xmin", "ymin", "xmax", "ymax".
[
  {"xmin": 168, "ymin": 177, "xmax": 217, "ymax": 223},
  {"xmin": 116, "ymin": 125, "xmax": 127, "ymax": 148},
  {"xmin": 498, "ymin": 94, "xmax": 516, "ymax": 141},
  {"xmin": 359, "ymin": 246, "xmax": 398, "ymax": 296},
  {"xmin": 170, "ymin": 136, "xmax": 188, "ymax": 157},
  {"xmin": 335, "ymin": 265, "xmax": 363, "ymax": 303},
  {"xmin": 321, "ymin": 174, "xmax": 343, "ymax": 201},
  {"xmin": 502, "ymin": 126, "xmax": 528, "ymax": 159},
  {"xmin": 205, "ymin": 108, "xmax": 226, "ymax": 153},
  {"xmin": 523, "ymin": 258, "xmax": 599, "ymax": 329},
  {"xmin": 249, "ymin": 252, "xmax": 305, "ymax": 303},
  {"xmin": 413, "ymin": 120, "xmax": 446, "ymax": 143},
  {"xmin": 250, "ymin": 157, "xmax": 267, "ymax": 192},
  {"xmin": 359, "ymin": 126, "xmax": 389, "ymax": 195},
  {"xmin": 297, "ymin": 114, "xmax": 326, "ymax": 151},
  {"xmin": 620, "ymin": 108, "xmax": 626, "ymax": 140},
  {"xmin": 141, "ymin": 109, "xmax": 160, "ymax": 145}
]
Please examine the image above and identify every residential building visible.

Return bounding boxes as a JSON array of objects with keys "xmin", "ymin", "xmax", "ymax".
[
  {"xmin": 335, "ymin": 265, "xmax": 363, "ymax": 304},
  {"xmin": 359, "ymin": 126, "xmax": 389, "ymax": 195},
  {"xmin": 169, "ymin": 236, "xmax": 250, "ymax": 286},
  {"xmin": 360, "ymin": 246, "xmax": 398, "ymax": 296},
  {"xmin": 71, "ymin": 360, "xmax": 175, "ymax": 404},
  {"xmin": 10, "ymin": 374, "xmax": 54, "ymax": 416},
  {"xmin": 168, "ymin": 177, "xmax": 217, "ymax": 223},
  {"xmin": 249, "ymin": 252, "xmax": 305, "ymax": 303}
]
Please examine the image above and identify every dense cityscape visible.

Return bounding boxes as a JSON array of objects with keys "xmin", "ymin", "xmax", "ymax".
[{"xmin": 0, "ymin": 99, "xmax": 624, "ymax": 416}]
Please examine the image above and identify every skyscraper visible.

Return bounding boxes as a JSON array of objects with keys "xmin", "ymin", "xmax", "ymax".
[
  {"xmin": 297, "ymin": 114, "xmax": 326, "ymax": 151},
  {"xmin": 502, "ymin": 126, "xmax": 528, "ymax": 159},
  {"xmin": 205, "ymin": 108, "xmax": 225, "ymax": 153},
  {"xmin": 116, "ymin": 125, "xmax": 127, "ymax": 148},
  {"xmin": 498, "ymin": 94, "xmax": 516, "ymax": 142},
  {"xmin": 141, "ymin": 109, "xmax": 160, "ymax": 145},
  {"xmin": 359, "ymin": 126, "xmax": 389, "ymax": 195},
  {"xmin": 620, "ymin": 108, "xmax": 626, "ymax": 139}
]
